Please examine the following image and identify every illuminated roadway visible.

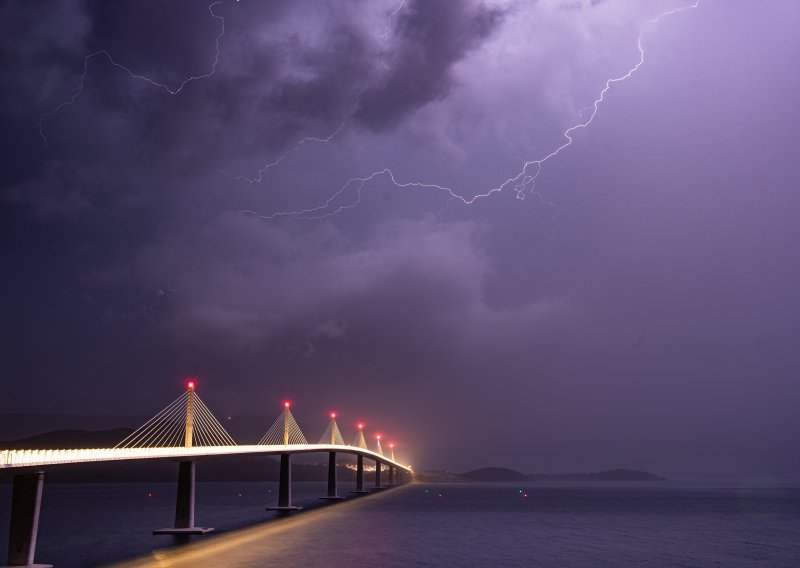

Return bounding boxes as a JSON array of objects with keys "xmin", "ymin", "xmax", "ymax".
[{"xmin": 0, "ymin": 443, "xmax": 411, "ymax": 471}]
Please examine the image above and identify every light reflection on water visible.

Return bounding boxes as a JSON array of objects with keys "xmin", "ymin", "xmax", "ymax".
[{"xmin": 1, "ymin": 481, "xmax": 799, "ymax": 567}]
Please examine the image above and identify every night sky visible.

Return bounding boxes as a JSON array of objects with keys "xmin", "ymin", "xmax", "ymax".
[{"xmin": 2, "ymin": 0, "xmax": 799, "ymax": 477}]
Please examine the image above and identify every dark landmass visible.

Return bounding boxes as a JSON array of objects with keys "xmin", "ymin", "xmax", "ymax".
[
  {"xmin": 410, "ymin": 469, "xmax": 466, "ymax": 483},
  {"xmin": 0, "ymin": 428, "xmax": 133, "ymax": 450},
  {"xmin": 457, "ymin": 467, "xmax": 666, "ymax": 482},
  {"xmin": 529, "ymin": 468, "xmax": 667, "ymax": 481}
]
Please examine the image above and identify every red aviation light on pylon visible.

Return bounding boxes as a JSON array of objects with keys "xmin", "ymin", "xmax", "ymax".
[
  {"xmin": 330, "ymin": 412, "xmax": 337, "ymax": 419},
  {"xmin": 357, "ymin": 423, "xmax": 364, "ymax": 430},
  {"xmin": 376, "ymin": 434, "xmax": 382, "ymax": 440},
  {"xmin": 186, "ymin": 380, "xmax": 195, "ymax": 391},
  {"xmin": 283, "ymin": 401, "xmax": 290, "ymax": 409},
  {"xmin": 389, "ymin": 443, "xmax": 395, "ymax": 449}
]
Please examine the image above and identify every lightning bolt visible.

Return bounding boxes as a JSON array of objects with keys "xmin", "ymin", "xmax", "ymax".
[
  {"xmin": 383, "ymin": 0, "xmax": 407, "ymax": 40},
  {"xmin": 38, "ymin": 1, "xmax": 226, "ymax": 147},
  {"xmin": 378, "ymin": 0, "xmax": 407, "ymax": 71},
  {"xmin": 218, "ymin": 1, "xmax": 403, "ymax": 187},
  {"xmin": 214, "ymin": 118, "xmax": 347, "ymax": 185},
  {"xmin": 38, "ymin": 0, "xmax": 701, "ymax": 230},
  {"xmin": 249, "ymin": 0, "xmax": 701, "ymax": 222},
  {"xmin": 216, "ymin": 2, "xmax": 404, "ymax": 185}
]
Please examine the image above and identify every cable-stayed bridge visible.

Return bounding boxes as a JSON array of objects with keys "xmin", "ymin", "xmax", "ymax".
[{"xmin": 1, "ymin": 382, "xmax": 412, "ymax": 568}]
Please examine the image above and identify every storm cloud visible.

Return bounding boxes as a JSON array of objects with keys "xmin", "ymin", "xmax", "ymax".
[{"xmin": 2, "ymin": 0, "xmax": 799, "ymax": 477}]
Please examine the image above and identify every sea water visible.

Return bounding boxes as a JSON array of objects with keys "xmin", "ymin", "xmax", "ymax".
[{"xmin": 1, "ymin": 481, "xmax": 799, "ymax": 567}]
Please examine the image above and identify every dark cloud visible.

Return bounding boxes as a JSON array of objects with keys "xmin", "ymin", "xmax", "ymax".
[
  {"xmin": 0, "ymin": 0, "xmax": 88, "ymax": 185},
  {"xmin": 91, "ymin": 212, "xmax": 568, "ymax": 355},
  {"xmin": 1, "ymin": 0, "xmax": 800, "ymax": 477},
  {"xmin": 356, "ymin": 0, "xmax": 505, "ymax": 129},
  {"xmin": 84, "ymin": 0, "xmax": 226, "ymax": 85},
  {"xmin": 3, "ymin": 160, "xmax": 96, "ymax": 220}
]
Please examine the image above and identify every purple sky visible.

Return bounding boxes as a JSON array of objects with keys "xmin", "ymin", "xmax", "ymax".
[{"xmin": 1, "ymin": 0, "xmax": 799, "ymax": 477}]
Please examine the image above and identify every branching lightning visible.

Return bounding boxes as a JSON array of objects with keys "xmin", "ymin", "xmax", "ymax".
[
  {"xmin": 38, "ymin": 1, "xmax": 226, "ymax": 147},
  {"xmin": 219, "ymin": 1, "xmax": 402, "ymax": 190},
  {"xmin": 38, "ymin": 0, "xmax": 702, "ymax": 230},
  {"xmin": 214, "ymin": 118, "xmax": 347, "ymax": 185},
  {"xmin": 248, "ymin": 0, "xmax": 701, "ymax": 222},
  {"xmin": 383, "ymin": 0, "xmax": 407, "ymax": 40}
]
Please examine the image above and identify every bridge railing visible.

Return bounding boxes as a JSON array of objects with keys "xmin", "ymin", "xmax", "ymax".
[{"xmin": 0, "ymin": 444, "xmax": 411, "ymax": 470}]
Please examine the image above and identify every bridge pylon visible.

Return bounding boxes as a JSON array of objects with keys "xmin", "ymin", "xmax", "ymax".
[
  {"xmin": 153, "ymin": 381, "xmax": 216, "ymax": 536},
  {"xmin": 116, "ymin": 380, "xmax": 236, "ymax": 449},
  {"xmin": 348, "ymin": 423, "xmax": 370, "ymax": 495},
  {"xmin": 318, "ymin": 412, "xmax": 344, "ymax": 446},
  {"xmin": 263, "ymin": 402, "xmax": 304, "ymax": 512},
  {"xmin": 372, "ymin": 435, "xmax": 384, "ymax": 491},
  {"xmin": 184, "ymin": 381, "xmax": 194, "ymax": 448},
  {"xmin": 387, "ymin": 443, "xmax": 396, "ymax": 486},
  {"xmin": 350, "ymin": 422, "xmax": 367, "ymax": 449},
  {"xmin": 259, "ymin": 401, "xmax": 308, "ymax": 446},
  {"xmin": 319, "ymin": 413, "xmax": 345, "ymax": 501}
]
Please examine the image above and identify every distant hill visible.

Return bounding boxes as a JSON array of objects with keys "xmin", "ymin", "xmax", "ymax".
[
  {"xmin": 0, "ymin": 428, "xmax": 133, "ymax": 450},
  {"xmin": 459, "ymin": 467, "xmax": 531, "ymax": 482},
  {"xmin": 455, "ymin": 467, "xmax": 666, "ymax": 483},
  {"xmin": 530, "ymin": 468, "xmax": 666, "ymax": 481},
  {"xmin": 0, "ymin": 413, "xmax": 143, "ymax": 440}
]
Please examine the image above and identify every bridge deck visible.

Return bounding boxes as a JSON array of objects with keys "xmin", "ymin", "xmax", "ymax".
[{"xmin": 0, "ymin": 444, "xmax": 411, "ymax": 471}]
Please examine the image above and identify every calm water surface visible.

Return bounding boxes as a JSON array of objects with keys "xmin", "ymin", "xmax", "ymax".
[{"xmin": 1, "ymin": 481, "xmax": 799, "ymax": 567}]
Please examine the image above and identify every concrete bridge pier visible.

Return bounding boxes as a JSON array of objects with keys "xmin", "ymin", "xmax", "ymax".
[
  {"xmin": 4, "ymin": 470, "xmax": 51, "ymax": 568},
  {"xmin": 267, "ymin": 453, "xmax": 302, "ymax": 511},
  {"xmin": 372, "ymin": 460, "xmax": 384, "ymax": 491},
  {"xmin": 154, "ymin": 460, "xmax": 213, "ymax": 535},
  {"xmin": 388, "ymin": 466, "xmax": 396, "ymax": 486},
  {"xmin": 351, "ymin": 455, "xmax": 369, "ymax": 495},
  {"xmin": 319, "ymin": 452, "xmax": 344, "ymax": 501}
]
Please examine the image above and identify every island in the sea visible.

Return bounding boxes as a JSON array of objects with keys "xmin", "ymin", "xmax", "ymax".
[{"xmin": 418, "ymin": 467, "xmax": 666, "ymax": 483}]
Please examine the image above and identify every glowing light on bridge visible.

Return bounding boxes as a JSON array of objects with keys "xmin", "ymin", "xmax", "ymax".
[
  {"xmin": 319, "ymin": 411, "xmax": 345, "ymax": 446},
  {"xmin": 351, "ymin": 423, "xmax": 367, "ymax": 449},
  {"xmin": 259, "ymin": 402, "xmax": 307, "ymax": 445},
  {"xmin": 1, "ymin": 385, "xmax": 411, "ymax": 473},
  {"xmin": 114, "ymin": 384, "xmax": 234, "ymax": 449}
]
